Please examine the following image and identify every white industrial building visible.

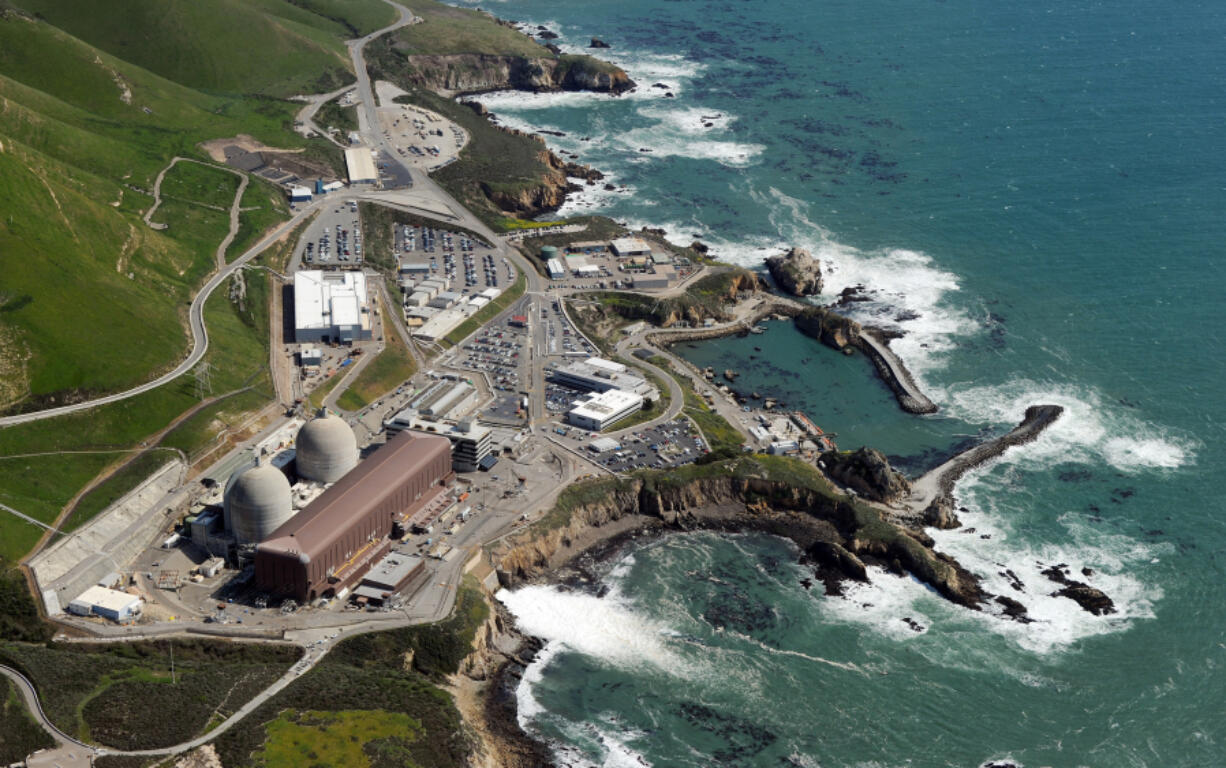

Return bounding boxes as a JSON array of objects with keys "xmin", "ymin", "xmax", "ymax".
[
  {"xmin": 547, "ymin": 258, "xmax": 566, "ymax": 280},
  {"xmin": 294, "ymin": 270, "xmax": 371, "ymax": 343},
  {"xmin": 344, "ymin": 147, "xmax": 378, "ymax": 184},
  {"xmin": 429, "ymin": 290, "xmax": 464, "ymax": 309},
  {"xmin": 610, "ymin": 237, "xmax": 652, "ymax": 257},
  {"xmin": 68, "ymin": 586, "xmax": 142, "ymax": 623},
  {"xmin": 413, "ymin": 308, "xmax": 468, "ymax": 342},
  {"xmin": 384, "ymin": 412, "xmax": 493, "ymax": 472},
  {"xmin": 289, "ymin": 186, "xmax": 312, "ymax": 203},
  {"xmin": 567, "ymin": 389, "xmax": 643, "ymax": 431},
  {"xmin": 551, "ymin": 357, "xmax": 654, "ymax": 397}
]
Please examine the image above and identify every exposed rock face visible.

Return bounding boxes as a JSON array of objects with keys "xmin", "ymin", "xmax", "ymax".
[
  {"xmin": 794, "ymin": 306, "xmax": 861, "ymax": 349},
  {"xmin": 1042, "ymin": 564, "xmax": 1116, "ymax": 615},
  {"xmin": 475, "ymin": 136, "xmax": 603, "ymax": 218},
  {"xmin": 495, "ymin": 464, "xmax": 988, "ymax": 611},
  {"xmin": 404, "ymin": 54, "xmax": 634, "ymax": 95},
  {"xmin": 590, "ymin": 37, "xmax": 611, "ymax": 48},
  {"xmin": 765, "ymin": 247, "xmax": 823, "ymax": 296},
  {"xmin": 820, "ymin": 447, "xmax": 912, "ymax": 503}
]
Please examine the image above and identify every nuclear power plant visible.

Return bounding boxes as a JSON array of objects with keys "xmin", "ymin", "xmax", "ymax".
[{"xmin": 176, "ymin": 408, "xmax": 454, "ymax": 602}]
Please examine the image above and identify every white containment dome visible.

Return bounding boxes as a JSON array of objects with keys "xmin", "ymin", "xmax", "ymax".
[
  {"xmin": 296, "ymin": 411, "xmax": 358, "ymax": 483},
  {"xmin": 226, "ymin": 464, "xmax": 293, "ymax": 544}
]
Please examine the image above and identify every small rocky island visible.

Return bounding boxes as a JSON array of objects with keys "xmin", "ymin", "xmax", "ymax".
[{"xmin": 765, "ymin": 246, "xmax": 823, "ymax": 296}]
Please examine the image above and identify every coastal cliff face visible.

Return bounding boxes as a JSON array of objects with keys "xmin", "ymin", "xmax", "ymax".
[
  {"xmin": 494, "ymin": 463, "xmax": 987, "ymax": 611},
  {"xmin": 404, "ymin": 53, "xmax": 633, "ymax": 95},
  {"xmin": 765, "ymin": 247, "xmax": 823, "ymax": 296},
  {"xmin": 477, "ymin": 136, "xmax": 603, "ymax": 217}
]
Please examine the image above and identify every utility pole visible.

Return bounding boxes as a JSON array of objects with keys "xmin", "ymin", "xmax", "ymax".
[
  {"xmin": 194, "ymin": 361, "xmax": 214, "ymax": 400},
  {"xmin": 170, "ymin": 643, "xmax": 176, "ymax": 685}
]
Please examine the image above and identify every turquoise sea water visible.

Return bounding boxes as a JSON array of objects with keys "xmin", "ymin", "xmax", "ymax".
[{"xmin": 474, "ymin": 0, "xmax": 1226, "ymax": 764}]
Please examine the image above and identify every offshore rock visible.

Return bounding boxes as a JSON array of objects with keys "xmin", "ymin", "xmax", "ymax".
[
  {"xmin": 765, "ymin": 246, "xmax": 823, "ymax": 296},
  {"xmin": 590, "ymin": 37, "xmax": 611, "ymax": 48},
  {"xmin": 820, "ymin": 447, "xmax": 911, "ymax": 503}
]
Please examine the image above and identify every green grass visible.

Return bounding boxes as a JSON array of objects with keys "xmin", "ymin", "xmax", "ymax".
[
  {"xmin": 336, "ymin": 299, "xmax": 416, "ymax": 411},
  {"xmin": 308, "ymin": 370, "xmax": 347, "ymax": 411},
  {"xmin": 15, "ymin": 0, "xmax": 356, "ymax": 97},
  {"xmin": 0, "ymin": 677, "xmax": 54, "ymax": 765},
  {"xmin": 391, "ymin": 0, "xmax": 549, "ymax": 57},
  {"xmin": 159, "ymin": 161, "xmax": 241, "ymax": 210},
  {"xmin": 286, "ymin": 0, "xmax": 398, "ymax": 36},
  {"xmin": 60, "ymin": 451, "xmax": 179, "ymax": 534},
  {"xmin": 257, "ymin": 709, "xmax": 423, "ymax": 768},
  {"xmin": 441, "ymin": 268, "xmax": 527, "ymax": 347},
  {"xmin": 231, "ymin": 178, "xmax": 290, "ymax": 263},
  {"xmin": 0, "ymin": 640, "xmax": 301, "ymax": 750}
]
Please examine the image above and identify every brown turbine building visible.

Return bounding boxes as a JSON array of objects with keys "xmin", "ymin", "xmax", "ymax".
[{"xmin": 255, "ymin": 431, "xmax": 453, "ymax": 602}]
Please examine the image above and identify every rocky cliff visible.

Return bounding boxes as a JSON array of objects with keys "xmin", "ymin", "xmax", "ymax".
[
  {"xmin": 794, "ymin": 305, "xmax": 861, "ymax": 349},
  {"xmin": 495, "ymin": 462, "xmax": 988, "ymax": 612},
  {"xmin": 403, "ymin": 53, "xmax": 633, "ymax": 95},
  {"xmin": 765, "ymin": 247, "xmax": 823, "ymax": 296},
  {"xmin": 819, "ymin": 447, "xmax": 911, "ymax": 503}
]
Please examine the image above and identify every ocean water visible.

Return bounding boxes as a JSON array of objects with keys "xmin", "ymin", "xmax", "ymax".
[{"xmin": 473, "ymin": 0, "xmax": 1226, "ymax": 764}]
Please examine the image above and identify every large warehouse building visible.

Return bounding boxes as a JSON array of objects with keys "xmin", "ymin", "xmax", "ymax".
[
  {"xmin": 294, "ymin": 270, "xmax": 371, "ymax": 344},
  {"xmin": 344, "ymin": 147, "xmax": 378, "ymax": 185},
  {"xmin": 254, "ymin": 432, "xmax": 453, "ymax": 602}
]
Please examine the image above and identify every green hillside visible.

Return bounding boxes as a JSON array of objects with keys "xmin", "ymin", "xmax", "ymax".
[{"xmin": 13, "ymin": 0, "xmax": 358, "ymax": 96}]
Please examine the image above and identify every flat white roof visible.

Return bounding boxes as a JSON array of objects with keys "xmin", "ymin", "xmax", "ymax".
[
  {"xmin": 294, "ymin": 270, "xmax": 369, "ymax": 331},
  {"xmin": 344, "ymin": 147, "xmax": 378, "ymax": 182},
  {"xmin": 290, "ymin": 186, "xmax": 311, "ymax": 196},
  {"xmin": 413, "ymin": 308, "xmax": 466, "ymax": 340},
  {"xmin": 72, "ymin": 585, "xmax": 140, "ymax": 612},
  {"xmin": 611, "ymin": 236, "xmax": 651, "ymax": 255},
  {"xmin": 586, "ymin": 357, "xmax": 626, "ymax": 374},
  {"xmin": 570, "ymin": 389, "xmax": 643, "ymax": 418}
]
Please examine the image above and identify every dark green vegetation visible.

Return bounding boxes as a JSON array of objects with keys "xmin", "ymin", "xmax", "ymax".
[
  {"xmin": 0, "ymin": 561, "xmax": 51, "ymax": 643},
  {"xmin": 0, "ymin": 639, "xmax": 301, "ymax": 750},
  {"xmin": 212, "ymin": 582, "xmax": 489, "ymax": 768},
  {"xmin": 390, "ymin": 0, "xmax": 549, "ymax": 57},
  {"xmin": 315, "ymin": 96, "xmax": 359, "ymax": 135},
  {"xmin": 0, "ymin": 677, "xmax": 54, "ymax": 765},
  {"xmin": 287, "ymin": 0, "xmax": 397, "ymax": 37}
]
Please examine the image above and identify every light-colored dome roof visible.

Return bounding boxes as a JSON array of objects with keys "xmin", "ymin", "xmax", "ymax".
[
  {"xmin": 226, "ymin": 464, "xmax": 293, "ymax": 544},
  {"xmin": 296, "ymin": 413, "xmax": 358, "ymax": 483}
]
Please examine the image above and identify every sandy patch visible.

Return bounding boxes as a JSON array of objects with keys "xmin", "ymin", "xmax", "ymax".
[{"xmin": 198, "ymin": 134, "xmax": 305, "ymax": 163}]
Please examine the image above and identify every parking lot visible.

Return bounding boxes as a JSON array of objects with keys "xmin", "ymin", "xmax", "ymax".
[
  {"xmin": 395, "ymin": 222, "xmax": 512, "ymax": 296},
  {"xmin": 574, "ymin": 417, "xmax": 708, "ymax": 472},
  {"xmin": 453, "ymin": 314, "xmax": 531, "ymax": 393},
  {"xmin": 542, "ymin": 298, "xmax": 596, "ymax": 357},
  {"xmin": 294, "ymin": 199, "xmax": 364, "ymax": 269}
]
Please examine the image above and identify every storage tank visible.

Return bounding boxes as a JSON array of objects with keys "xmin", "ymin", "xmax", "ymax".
[
  {"xmin": 540, "ymin": 245, "xmax": 559, "ymax": 260},
  {"xmin": 296, "ymin": 411, "xmax": 358, "ymax": 482},
  {"xmin": 225, "ymin": 463, "xmax": 293, "ymax": 544}
]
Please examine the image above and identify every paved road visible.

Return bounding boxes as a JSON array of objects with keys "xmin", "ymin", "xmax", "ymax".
[{"xmin": 0, "ymin": 665, "xmax": 91, "ymax": 749}]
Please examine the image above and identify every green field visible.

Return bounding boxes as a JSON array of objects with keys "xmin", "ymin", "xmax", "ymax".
[
  {"xmin": 336, "ymin": 301, "xmax": 417, "ymax": 412},
  {"xmin": 286, "ymin": 0, "xmax": 398, "ymax": 36},
  {"xmin": 315, "ymin": 96, "xmax": 359, "ymax": 135},
  {"xmin": 257, "ymin": 709, "xmax": 422, "ymax": 768}
]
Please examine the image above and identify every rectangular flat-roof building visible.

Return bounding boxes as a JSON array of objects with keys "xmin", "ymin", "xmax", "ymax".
[
  {"xmin": 67, "ymin": 586, "xmax": 142, "ymax": 623},
  {"xmin": 413, "ymin": 308, "xmax": 466, "ymax": 342},
  {"xmin": 344, "ymin": 147, "xmax": 378, "ymax": 185},
  {"xmin": 546, "ymin": 258, "xmax": 566, "ymax": 280},
  {"xmin": 294, "ymin": 270, "xmax": 371, "ymax": 344},
  {"xmin": 610, "ymin": 237, "xmax": 652, "ymax": 257},
  {"xmin": 567, "ymin": 389, "xmax": 643, "ymax": 431},
  {"xmin": 552, "ymin": 357, "xmax": 653, "ymax": 396},
  {"xmin": 289, "ymin": 186, "xmax": 312, "ymax": 203}
]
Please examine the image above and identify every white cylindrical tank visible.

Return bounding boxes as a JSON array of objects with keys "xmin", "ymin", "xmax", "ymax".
[
  {"xmin": 296, "ymin": 412, "xmax": 358, "ymax": 482},
  {"xmin": 225, "ymin": 464, "xmax": 293, "ymax": 544}
]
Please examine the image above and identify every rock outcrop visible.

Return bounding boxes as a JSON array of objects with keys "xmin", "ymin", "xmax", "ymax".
[
  {"xmin": 1042, "ymin": 564, "xmax": 1116, "ymax": 615},
  {"xmin": 403, "ymin": 53, "xmax": 634, "ymax": 96},
  {"xmin": 765, "ymin": 247, "xmax": 823, "ymax": 296},
  {"xmin": 820, "ymin": 447, "xmax": 911, "ymax": 503},
  {"xmin": 494, "ymin": 461, "xmax": 988, "ymax": 612},
  {"xmin": 794, "ymin": 306, "xmax": 861, "ymax": 350}
]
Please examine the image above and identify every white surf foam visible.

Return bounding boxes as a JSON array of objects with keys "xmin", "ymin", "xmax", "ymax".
[
  {"xmin": 497, "ymin": 585, "xmax": 691, "ymax": 673},
  {"xmin": 941, "ymin": 379, "xmax": 1195, "ymax": 472}
]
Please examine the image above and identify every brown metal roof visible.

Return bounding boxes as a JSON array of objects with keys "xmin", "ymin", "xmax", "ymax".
[{"xmin": 258, "ymin": 431, "xmax": 451, "ymax": 559}]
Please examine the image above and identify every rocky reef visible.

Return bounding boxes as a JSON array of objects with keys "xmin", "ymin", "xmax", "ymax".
[{"xmin": 765, "ymin": 246, "xmax": 823, "ymax": 297}]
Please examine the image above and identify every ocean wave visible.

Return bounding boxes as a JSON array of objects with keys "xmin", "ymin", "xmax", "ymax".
[
  {"xmin": 496, "ymin": 585, "xmax": 692, "ymax": 674},
  {"xmin": 940, "ymin": 380, "xmax": 1195, "ymax": 472}
]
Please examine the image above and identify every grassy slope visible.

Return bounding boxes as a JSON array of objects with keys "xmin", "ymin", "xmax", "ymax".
[
  {"xmin": 15, "ymin": 0, "xmax": 355, "ymax": 97},
  {"xmin": 392, "ymin": 0, "xmax": 547, "ymax": 57},
  {"xmin": 336, "ymin": 297, "xmax": 416, "ymax": 411},
  {"xmin": 212, "ymin": 581, "xmax": 488, "ymax": 767},
  {"xmin": 287, "ymin": 0, "xmax": 397, "ymax": 36},
  {"xmin": 0, "ymin": 640, "xmax": 300, "ymax": 750}
]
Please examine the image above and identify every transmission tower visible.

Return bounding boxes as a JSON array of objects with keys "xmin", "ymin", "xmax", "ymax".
[{"xmin": 194, "ymin": 361, "xmax": 214, "ymax": 400}]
